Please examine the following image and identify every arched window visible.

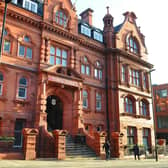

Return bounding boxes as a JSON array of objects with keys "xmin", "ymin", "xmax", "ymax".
[
  {"xmin": 124, "ymin": 96, "xmax": 135, "ymax": 114},
  {"xmin": 126, "ymin": 35, "xmax": 139, "ymax": 54},
  {"xmin": 83, "ymin": 90, "xmax": 88, "ymax": 109},
  {"xmin": 94, "ymin": 61, "xmax": 102, "ymax": 80},
  {"xmin": 19, "ymin": 35, "xmax": 32, "ymax": 59},
  {"xmin": 81, "ymin": 56, "xmax": 90, "ymax": 76},
  {"xmin": 0, "ymin": 72, "xmax": 4, "ymax": 96},
  {"xmin": 139, "ymin": 99, "xmax": 149, "ymax": 117},
  {"xmin": 18, "ymin": 77, "xmax": 27, "ymax": 99},
  {"xmin": 50, "ymin": 46, "xmax": 68, "ymax": 66},
  {"xmin": 55, "ymin": 10, "xmax": 68, "ymax": 28}
]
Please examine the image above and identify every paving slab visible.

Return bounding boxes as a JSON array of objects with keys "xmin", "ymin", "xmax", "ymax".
[{"xmin": 0, "ymin": 159, "xmax": 168, "ymax": 168}]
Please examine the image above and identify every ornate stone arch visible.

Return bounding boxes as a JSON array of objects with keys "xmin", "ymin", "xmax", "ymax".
[
  {"xmin": 53, "ymin": 2, "xmax": 71, "ymax": 29},
  {"xmin": 46, "ymin": 87, "xmax": 72, "ymax": 105}
]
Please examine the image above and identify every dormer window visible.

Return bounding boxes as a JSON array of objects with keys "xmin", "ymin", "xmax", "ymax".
[
  {"xmin": 55, "ymin": 10, "xmax": 68, "ymax": 28},
  {"xmin": 80, "ymin": 24, "xmax": 91, "ymax": 37},
  {"xmin": 93, "ymin": 30, "xmax": 103, "ymax": 42},
  {"xmin": 23, "ymin": 0, "xmax": 38, "ymax": 13},
  {"xmin": 126, "ymin": 35, "xmax": 139, "ymax": 54}
]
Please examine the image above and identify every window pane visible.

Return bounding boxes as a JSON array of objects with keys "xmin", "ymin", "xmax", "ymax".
[
  {"xmin": 0, "ymin": 73, "xmax": 3, "ymax": 81},
  {"xmin": 56, "ymin": 48, "xmax": 61, "ymax": 57},
  {"xmin": 50, "ymin": 46, "xmax": 55, "ymax": 55},
  {"xmin": 18, "ymin": 88, "xmax": 26, "ymax": 98},
  {"xmin": 160, "ymin": 89, "xmax": 167, "ymax": 97},
  {"xmin": 99, "ymin": 70, "xmax": 102, "ymax": 79},
  {"xmin": 81, "ymin": 65, "xmax": 85, "ymax": 74},
  {"xmin": 50, "ymin": 55, "xmax": 55, "ymax": 65},
  {"xmin": 4, "ymin": 40, "xmax": 10, "ymax": 53},
  {"xmin": 19, "ymin": 45, "xmax": 25, "ymax": 57},
  {"xmin": 86, "ymin": 66, "xmax": 90, "ymax": 75},
  {"xmin": 62, "ymin": 59, "xmax": 67, "ymax": 67},
  {"xmin": 31, "ymin": 3, "xmax": 36, "ymax": 12},
  {"xmin": 26, "ymin": 47, "xmax": 32, "ymax": 59},
  {"xmin": 94, "ymin": 69, "xmax": 98, "ymax": 78},
  {"xmin": 83, "ymin": 91, "xmax": 88, "ymax": 108},
  {"xmin": 56, "ymin": 58, "xmax": 61, "ymax": 65},
  {"xmin": 62, "ymin": 50, "xmax": 67, "ymax": 59},
  {"xmin": 19, "ymin": 78, "xmax": 27, "ymax": 85},
  {"xmin": 0, "ymin": 84, "xmax": 2, "ymax": 95},
  {"xmin": 25, "ymin": 1, "xmax": 29, "ymax": 9},
  {"xmin": 24, "ymin": 36, "xmax": 30, "ymax": 42}
]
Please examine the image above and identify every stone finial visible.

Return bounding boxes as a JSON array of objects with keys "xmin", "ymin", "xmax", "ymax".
[{"xmin": 106, "ymin": 6, "xmax": 110, "ymax": 14}]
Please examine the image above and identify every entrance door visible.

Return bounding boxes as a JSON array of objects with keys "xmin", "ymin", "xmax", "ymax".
[
  {"xmin": 14, "ymin": 119, "xmax": 25, "ymax": 147},
  {"xmin": 46, "ymin": 95, "xmax": 63, "ymax": 131}
]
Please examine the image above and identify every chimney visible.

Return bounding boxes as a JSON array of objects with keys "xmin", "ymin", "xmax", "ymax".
[{"xmin": 80, "ymin": 8, "xmax": 94, "ymax": 26}]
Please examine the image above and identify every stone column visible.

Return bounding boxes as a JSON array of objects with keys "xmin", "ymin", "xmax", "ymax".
[
  {"xmin": 40, "ymin": 37, "xmax": 45, "ymax": 63},
  {"xmin": 45, "ymin": 38, "xmax": 50, "ymax": 63},
  {"xmin": 22, "ymin": 128, "xmax": 39, "ymax": 160},
  {"xmin": 72, "ymin": 86, "xmax": 83, "ymax": 136},
  {"xmin": 38, "ymin": 79, "xmax": 47, "ymax": 129},
  {"xmin": 70, "ymin": 47, "xmax": 75, "ymax": 69},
  {"xmin": 52, "ymin": 130, "xmax": 67, "ymax": 160},
  {"xmin": 94, "ymin": 131, "xmax": 106, "ymax": 159}
]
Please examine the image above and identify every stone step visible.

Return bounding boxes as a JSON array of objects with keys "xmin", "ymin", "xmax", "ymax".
[{"xmin": 66, "ymin": 135, "xmax": 97, "ymax": 158}]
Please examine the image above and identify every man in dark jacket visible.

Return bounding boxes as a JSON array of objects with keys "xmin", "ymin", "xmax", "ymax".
[
  {"xmin": 133, "ymin": 144, "xmax": 140, "ymax": 160},
  {"xmin": 103, "ymin": 140, "xmax": 110, "ymax": 160}
]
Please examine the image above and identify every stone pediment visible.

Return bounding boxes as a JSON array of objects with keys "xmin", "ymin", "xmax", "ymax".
[{"xmin": 42, "ymin": 65, "xmax": 83, "ymax": 81}]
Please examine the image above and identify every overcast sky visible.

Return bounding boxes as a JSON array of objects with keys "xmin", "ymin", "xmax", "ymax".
[{"xmin": 71, "ymin": 0, "xmax": 168, "ymax": 85}]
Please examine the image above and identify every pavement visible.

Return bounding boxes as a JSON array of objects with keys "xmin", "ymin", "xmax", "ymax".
[{"xmin": 0, "ymin": 158, "xmax": 168, "ymax": 168}]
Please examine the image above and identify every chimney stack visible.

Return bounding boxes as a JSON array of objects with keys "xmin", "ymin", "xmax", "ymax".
[{"xmin": 80, "ymin": 8, "xmax": 94, "ymax": 26}]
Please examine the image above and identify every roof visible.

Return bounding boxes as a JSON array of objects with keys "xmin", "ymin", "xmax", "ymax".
[{"xmin": 114, "ymin": 23, "xmax": 123, "ymax": 33}]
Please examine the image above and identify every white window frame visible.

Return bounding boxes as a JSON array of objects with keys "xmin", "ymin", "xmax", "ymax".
[
  {"xmin": 81, "ymin": 25, "xmax": 91, "ymax": 37},
  {"xmin": 93, "ymin": 31, "xmax": 103, "ymax": 42},
  {"xmin": 23, "ymin": 0, "xmax": 38, "ymax": 13},
  {"xmin": 18, "ymin": 87, "xmax": 27, "ymax": 99},
  {"xmin": 17, "ymin": 78, "xmax": 27, "ymax": 99}
]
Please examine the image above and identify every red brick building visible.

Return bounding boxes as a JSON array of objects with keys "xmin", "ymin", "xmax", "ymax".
[
  {"xmin": 0, "ymin": 0, "xmax": 155, "ymax": 159},
  {"xmin": 153, "ymin": 84, "xmax": 168, "ymax": 144}
]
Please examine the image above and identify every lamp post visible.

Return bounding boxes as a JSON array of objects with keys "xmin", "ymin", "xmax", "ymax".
[
  {"xmin": 149, "ymin": 69, "xmax": 158, "ymax": 162},
  {"xmin": 0, "ymin": 0, "xmax": 12, "ymax": 58}
]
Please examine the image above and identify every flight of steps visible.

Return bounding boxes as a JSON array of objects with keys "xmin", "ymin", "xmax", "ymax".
[{"xmin": 66, "ymin": 134, "xmax": 98, "ymax": 160}]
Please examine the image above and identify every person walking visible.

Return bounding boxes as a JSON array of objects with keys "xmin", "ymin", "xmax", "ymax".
[
  {"xmin": 133, "ymin": 144, "xmax": 140, "ymax": 160},
  {"xmin": 103, "ymin": 139, "xmax": 110, "ymax": 160}
]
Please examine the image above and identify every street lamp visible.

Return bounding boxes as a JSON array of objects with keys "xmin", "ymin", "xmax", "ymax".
[
  {"xmin": 149, "ymin": 68, "xmax": 158, "ymax": 162},
  {"xmin": 0, "ymin": 0, "xmax": 12, "ymax": 58}
]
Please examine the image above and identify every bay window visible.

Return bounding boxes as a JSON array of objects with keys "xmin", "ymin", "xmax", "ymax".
[{"xmin": 50, "ymin": 46, "xmax": 68, "ymax": 66}]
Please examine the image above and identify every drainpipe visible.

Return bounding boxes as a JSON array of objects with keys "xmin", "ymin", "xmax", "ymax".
[{"xmin": 105, "ymin": 54, "xmax": 110, "ymax": 140}]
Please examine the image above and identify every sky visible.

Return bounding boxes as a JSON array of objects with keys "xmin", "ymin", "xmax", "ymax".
[{"xmin": 71, "ymin": 0, "xmax": 168, "ymax": 85}]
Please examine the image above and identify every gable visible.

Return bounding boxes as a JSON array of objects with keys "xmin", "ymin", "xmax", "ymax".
[
  {"xmin": 115, "ymin": 12, "xmax": 148, "ymax": 61},
  {"xmin": 43, "ymin": 0, "xmax": 78, "ymax": 33}
]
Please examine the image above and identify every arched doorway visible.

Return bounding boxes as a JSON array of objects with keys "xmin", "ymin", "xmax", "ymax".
[{"xmin": 46, "ymin": 95, "xmax": 63, "ymax": 131}]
